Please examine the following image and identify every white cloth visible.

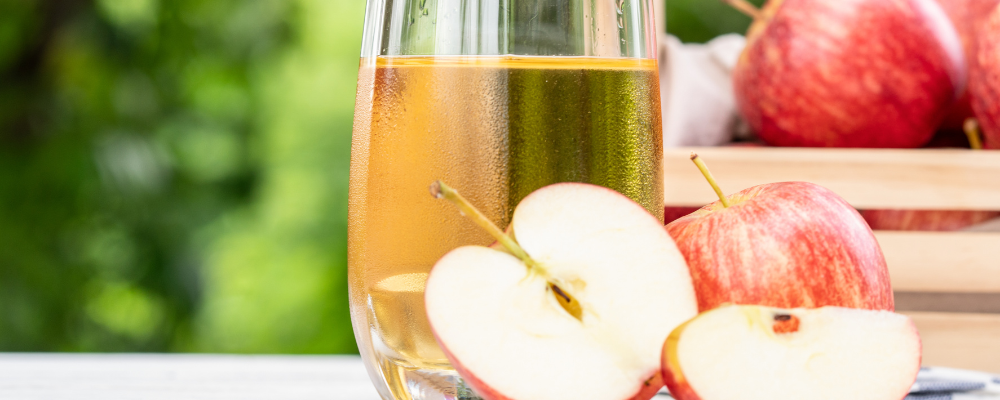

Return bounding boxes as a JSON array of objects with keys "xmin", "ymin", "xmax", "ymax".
[{"xmin": 658, "ymin": 33, "xmax": 747, "ymax": 147}]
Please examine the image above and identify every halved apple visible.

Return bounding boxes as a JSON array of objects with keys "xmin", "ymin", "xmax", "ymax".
[
  {"xmin": 663, "ymin": 305, "xmax": 922, "ymax": 400},
  {"xmin": 425, "ymin": 182, "xmax": 698, "ymax": 400}
]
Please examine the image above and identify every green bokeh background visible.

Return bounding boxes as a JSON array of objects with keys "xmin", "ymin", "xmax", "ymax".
[{"xmin": 0, "ymin": 0, "xmax": 759, "ymax": 353}]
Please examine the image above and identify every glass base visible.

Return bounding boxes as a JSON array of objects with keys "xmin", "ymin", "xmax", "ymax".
[{"xmin": 374, "ymin": 353, "xmax": 483, "ymax": 400}]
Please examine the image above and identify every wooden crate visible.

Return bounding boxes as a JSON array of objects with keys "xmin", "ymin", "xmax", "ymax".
[{"xmin": 663, "ymin": 147, "xmax": 1000, "ymax": 373}]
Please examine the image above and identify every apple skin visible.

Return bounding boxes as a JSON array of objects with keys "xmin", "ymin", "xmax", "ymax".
[
  {"xmin": 924, "ymin": 128, "xmax": 973, "ymax": 148},
  {"xmin": 734, "ymin": 0, "xmax": 966, "ymax": 148},
  {"xmin": 666, "ymin": 182, "xmax": 894, "ymax": 312},
  {"xmin": 861, "ymin": 209, "xmax": 1000, "ymax": 231},
  {"xmin": 660, "ymin": 371, "xmax": 700, "ymax": 400},
  {"xmin": 663, "ymin": 206, "xmax": 701, "ymax": 225},
  {"xmin": 935, "ymin": 0, "xmax": 1000, "ymax": 129},
  {"xmin": 441, "ymin": 343, "xmax": 513, "ymax": 400},
  {"xmin": 440, "ymin": 342, "xmax": 664, "ymax": 400},
  {"xmin": 940, "ymin": 94, "xmax": 976, "ymax": 131},
  {"xmin": 970, "ymin": 2, "xmax": 1000, "ymax": 148},
  {"xmin": 659, "ymin": 317, "xmax": 702, "ymax": 400}
]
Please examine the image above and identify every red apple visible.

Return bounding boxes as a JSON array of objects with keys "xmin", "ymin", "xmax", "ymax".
[
  {"xmin": 924, "ymin": 128, "xmax": 973, "ymax": 148},
  {"xmin": 426, "ymin": 182, "xmax": 698, "ymax": 400},
  {"xmin": 663, "ymin": 206, "xmax": 701, "ymax": 225},
  {"xmin": 861, "ymin": 209, "xmax": 1000, "ymax": 231},
  {"xmin": 940, "ymin": 96, "xmax": 977, "ymax": 131},
  {"xmin": 661, "ymin": 305, "xmax": 922, "ymax": 400},
  {"xmin": 935, "ymin": 0, "xmax": 999, "ymax": 129},
  {"xmin": 723, "ymin": 141, "xmax": 767, "ymax": 147},
  {"xmin": 732, "ymin": 0, "xmax": 966, "ymax": 148},
  {"xmin": 970, "ymin": 2, "xmax": 1000, "ymax": 148},
  {"xmin": 666, "ymin": 156, "xmax": 893, "ymax": 312}
]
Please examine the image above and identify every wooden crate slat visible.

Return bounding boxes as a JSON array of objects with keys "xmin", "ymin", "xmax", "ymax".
[
  {"xmin": 664, "ymin": 147, "xmax": 1000, "ymax": 210},
  {"xmin": 904, "ymin": 311, "xmax": 1000, "ymax": 374},
  {"xmin": 894, "ymin": 292, "xmax": 1000, "ymax": 314},
  {"xmin": 878, "ymin": 231, "xmax": 1000, "ymax": 293}
]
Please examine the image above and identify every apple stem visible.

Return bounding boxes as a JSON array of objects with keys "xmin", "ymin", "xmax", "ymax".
[
  {"xmin": 690, "ymin": 153, "xmax": 731, "ymax": 208},
  {"xmin": 430, "ymin": 181, "xmax": 543, "ymax": 272},
  {"xmin": 964, "ymin": 118, "xmax": 984, "ymax": 150},
  {"xmin": 720, "ymin": 0, "xmax": 765, "ymax": 21},
  {"xmin": 431, "ymin": 181, "xmax": 585, "ymax": 321}
]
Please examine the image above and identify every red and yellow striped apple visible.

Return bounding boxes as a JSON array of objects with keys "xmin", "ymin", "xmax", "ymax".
[
  {"xmin": 970, "ymin": 2, "xmax": 1000, "ymax": 148},
  {"xmin": 732, "ymin": 0, "xmax": 966, "ymax": 148},
  {"xmin": 665, "ymin": 155, "xmax": 893, "ymax": 312},
  {"xmin": 935, "ymin": 0, "xmax": 999, "ymax": 129},
  {"xmin": 861, "ymin": 208, "xmax": 1000, "ymax": 231}
]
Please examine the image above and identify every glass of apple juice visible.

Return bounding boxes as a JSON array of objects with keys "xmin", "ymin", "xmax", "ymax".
[{"xmin": 347, "ymin": 0, "xmax": 663, "ymax": 397}]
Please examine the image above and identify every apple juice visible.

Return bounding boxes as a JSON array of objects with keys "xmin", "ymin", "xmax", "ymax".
[{"xmin": 348, "ymin": 56, "xmax": 662, "ymax": 398}]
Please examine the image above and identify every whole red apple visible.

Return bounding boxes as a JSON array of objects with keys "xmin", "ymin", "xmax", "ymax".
[
  {"xmin": 861, "ymin": 209, "xmax": 1000, "ymax": 231},
  {"xmin": 666, "ymin": 179, "xmax": 893, "ymax": 312},
  {"xmin": 970, "ymin": 2, "xmax": 1000, "ymax": 148},
  {"xmin": 733, "ymin": 0, "xmax": 966, "ymax": 148}
]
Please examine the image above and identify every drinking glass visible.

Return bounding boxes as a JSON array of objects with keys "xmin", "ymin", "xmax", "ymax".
[{"xmin": 348, "ymin": 0, "xmax": 662, "ymax": 397}]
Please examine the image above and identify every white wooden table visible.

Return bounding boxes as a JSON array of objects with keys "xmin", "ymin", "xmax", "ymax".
[
  {"xmin": 0, "ymin": 354, "xmax": 381, "ymax": 400},
  {"xmin": 3, "ymin": 350, "xmax": 999, "ymax": 399}
]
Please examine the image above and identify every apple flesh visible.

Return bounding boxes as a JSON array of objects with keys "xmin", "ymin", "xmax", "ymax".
[
  {"xmin": 426, "ymin": 183, "xmax": 698, "ymax": 400},
  {"xmin": 734, "ymin": 0, "xmax": 966, "ymax": 148},
  {"xmin": 666, "ymin": 181, "xmax": 894, "ymax": 312},
  {"xmin": 662, "ymin": 305, "xmax": 922, "ymax": 400},
  {"xmin": 970, "ymin": 2, "xmax": 1000, "ymax": 148}
]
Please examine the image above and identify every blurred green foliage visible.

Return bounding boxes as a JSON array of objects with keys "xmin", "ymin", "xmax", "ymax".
[
  {"xmin": 0, "ymin": 0, "xmax": 751, "ymax": 353},
  {"xmin": 667, "ymin": 0, "xmax": 764, "ymax": 43},
  {"xmin": 0, "ymin": 0, "xmax": 363, "ymax": 353}
]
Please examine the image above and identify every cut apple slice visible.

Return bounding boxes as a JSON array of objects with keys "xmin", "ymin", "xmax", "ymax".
[
  {"xmin": 663, "ymin": 305, "xmax": 922, "ymax": 400},
  {"xmin": 426, "ymin": 182, "xmax": 698, "ymax": 400}
]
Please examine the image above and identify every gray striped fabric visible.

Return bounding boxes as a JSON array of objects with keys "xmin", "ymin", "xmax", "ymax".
[
  {"xmin": 654, "ymin": 367, "xmax": 1000, "ymax": 399},
  {"xmin": 905, "ymin": 395, "xmax": 953, "ymax": 400}
]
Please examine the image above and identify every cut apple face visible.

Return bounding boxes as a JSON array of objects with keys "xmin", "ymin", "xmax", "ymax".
[
  {"xmin": 425, "ymin": 183, "xmax": 698, "ymax": 400},
  {"xmin": 663, "ymin": 305, "xmax": 921, "ymax": 400}
]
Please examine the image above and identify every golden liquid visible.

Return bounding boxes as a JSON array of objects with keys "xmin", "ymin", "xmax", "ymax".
[{"xmin": 348, "ymin": 56, "xmax": 662, "ymax": 399}]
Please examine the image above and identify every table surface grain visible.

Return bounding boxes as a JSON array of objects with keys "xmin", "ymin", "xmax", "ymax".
[
  {"xmin": 0, "ymin": 354, "xmax": 382, "ymax": 400},
  {"xmin": 4, "ymin": 347, "xmax": 999, "ymax": 399}
]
